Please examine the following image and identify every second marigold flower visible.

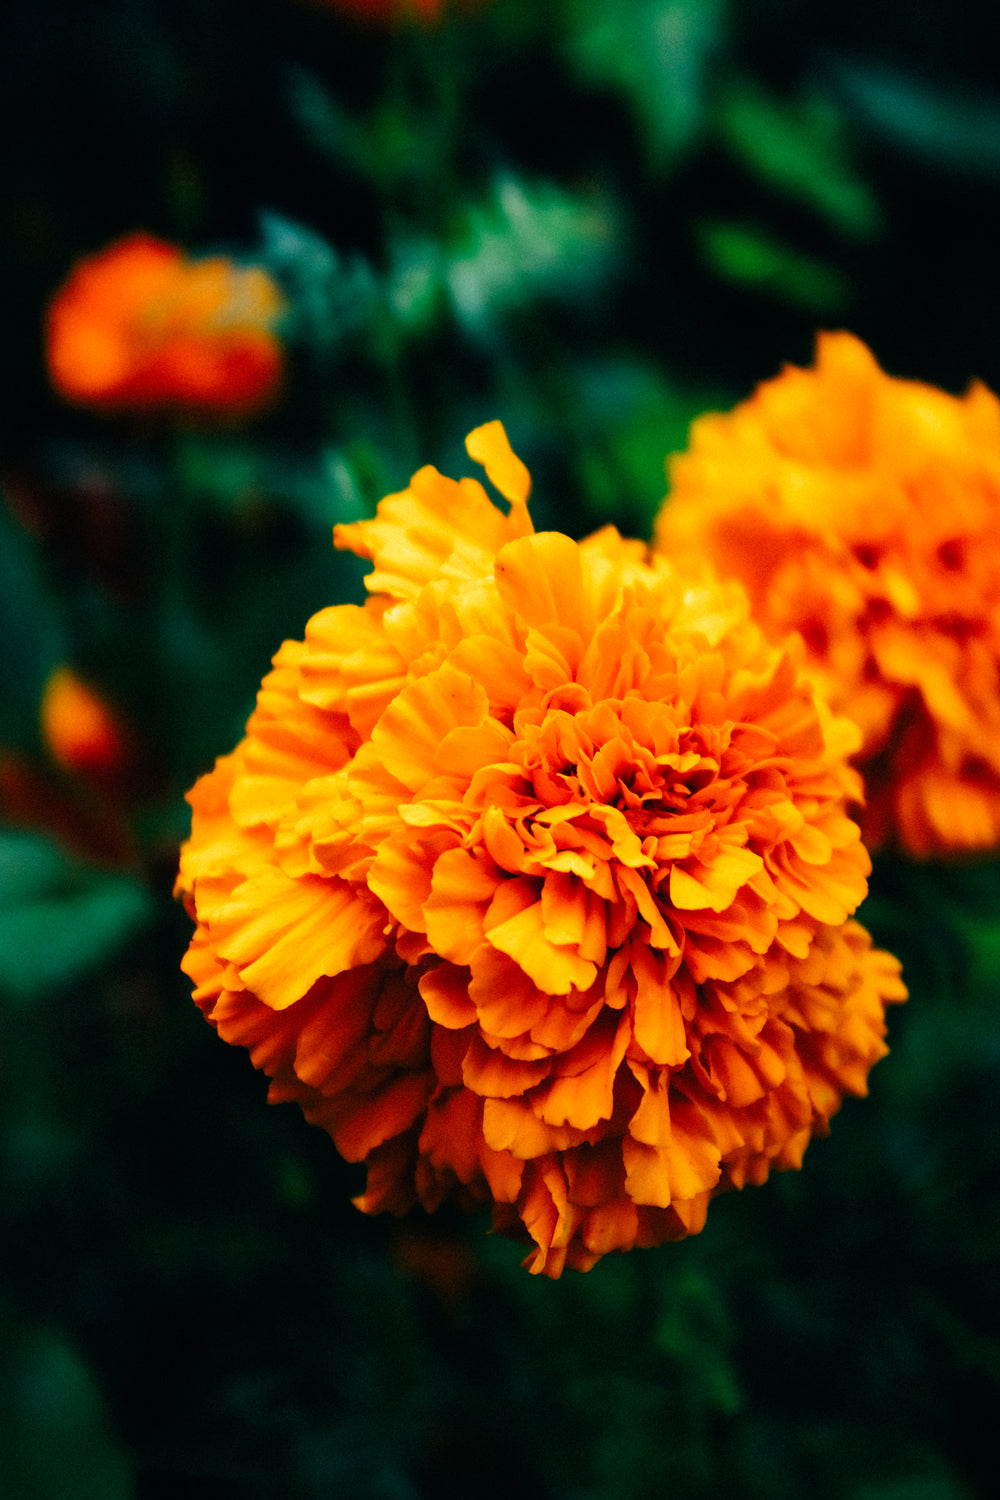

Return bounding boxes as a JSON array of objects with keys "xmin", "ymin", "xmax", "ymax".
[
  {"xmin": 177, "ymin": 422, "xmax": 904, "ymax": 1276},
  {"xmin": 656, "ymin": 332, "xmax": 1000, "ymax": 858}
]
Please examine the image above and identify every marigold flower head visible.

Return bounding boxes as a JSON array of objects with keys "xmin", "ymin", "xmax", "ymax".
[
  {"xmin": 177, "ymin": 421, "xmax": 905, "ymax": 1275},
  {"xmin": 656, "ymin": 332, "xmax": 1000, "ymax": 858},
  {"xmin": 46, "ymin": 232, "xmax": 284, "ymax": 417}
]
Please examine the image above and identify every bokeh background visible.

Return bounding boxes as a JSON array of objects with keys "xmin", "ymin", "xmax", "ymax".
[{"xmin": 3, "ymin": 2, "xmax": 1000, "ymax": 1496}]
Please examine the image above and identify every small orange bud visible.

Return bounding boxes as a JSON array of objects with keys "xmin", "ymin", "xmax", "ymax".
[{"xmin": 40, "ymin": 667, "xmax": 129, "ymax": 778}]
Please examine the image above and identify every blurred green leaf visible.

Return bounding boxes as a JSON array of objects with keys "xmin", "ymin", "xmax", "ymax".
[
  {"xmin": 174, "ymin": 435, "xmax": 259, "ymax": 512},
  {"xmin": 564, "ymin": 0, "xmax": 724, "ymax": 165},
  {"xmin": 259, "ymin": 210, "xmax": 378, "ymax": 354},
  {"xmin": 445, "ymin": 175, "xmax": 619, "ymax": 335},
  {"xmin": 286, "ymin": 61, "xmax": 455, "ymax": 203},
  {"xmin": 855, "ymin": 1473, "xmax": 977, "ymax": 1500},
  {"xmin": 697, "ymin": 219, "xmax": 849, "ymax": 311},
  {"xmin": 570, "ymin": 359, "xmax": 727, "ymax": 533},
  {"xmin": 715, "ymin": 80, "xmax": 881, "ymax": 238},
  {"xmin": 286, "ymin": 62, "xmax": 356, "ymax": 156},
  {"xmin": 833, "ymin": 58, "xmax": 1000, "ymax": 181},
  {"xmin": 0, "ymin": 832, "xmax": 151, "ymax": 1005},
  {"xmin": 174, "ymin": 434, "xmax": 371, "ymax": 529},
  {"xmin": 654, "ymin": 1267, "xmax": 741, "ymax": 1416},
  {"xmin": 0, "ymin": 1318, "xmax": 132, "ymax": 1500},
  {"xmin": 386, "ymin": 235, "xmax": 445, "ymax": 335}
]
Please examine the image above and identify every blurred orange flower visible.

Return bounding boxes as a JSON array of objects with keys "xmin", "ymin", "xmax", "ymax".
[
  {"xmin": 306, "ymin": 0, "xmax": 464, "ymax": 24},
  {"xmin": 325, "ymin": 0, "xmax": 438, "ymax": 18},
  {"xmin": 0, "ymin": 668, "xmax": 137, "ymax": 864},
  {"xmin": 177, "ymin": 422, "xmax": 904, "ymax": 1276},
  {"xmin": 657, "ymin": 333, "xmax": 1000, "ymax": 857},
  {"xmin": 41, "ymin": 666, "xmax": 130, "ymax": 780},
  {"xmin": 46, "ymin": 232, "xmax": 284, "ymax": 417}
]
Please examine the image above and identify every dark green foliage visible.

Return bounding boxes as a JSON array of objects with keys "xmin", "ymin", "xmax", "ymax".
[
  {"xmin": 2, "ymin": 1, "xmax": 1000, "ymax": 1496},
  {"xmin": 0, "ymin": 832, "xmax": 152, "ymax": 1003}
]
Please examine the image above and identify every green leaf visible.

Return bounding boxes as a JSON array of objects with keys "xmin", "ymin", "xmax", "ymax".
[
  {"xmin": 445, "ymin": 175, "xmax": 619, "ymax": 335},
  {"xmin": 715, "ymin": 80, "xmax": 881, "ymax": 238},
  {"xmin": 174, "ymin": 434, "xmax": 371, "ymax": 529},
  {"xmin": 0, "ymin": 832, "xmax": 152, "ymax": 1005},
  {"xmin": 653, "ymin": 1266, "xmax": 742, "ymax": 1417},
  {"xmin": 0, "ymin": 1318, "xmax": 132, "ymax": 1500},
  {"xmin": 855, "ymin": 1473, "xmax": 982, "ymax": 1500},
  {"xmin": 564, "ymin": 0, "xmax": 724, "ymax": 165},
  {"xmin": 569, "ymin": 360, "xmax": 728, "ymax": 533},
  {"xmin": 833, "ymin": 58, "xmax": 1000, "ymax": 181},
  {"xmin": 174, "ymin": 434, "xmax": 260, "ymax": 512},
  {"xmin": 696, "ymin": 219, "xmax": 849, "ymax": 312},
  {"xmin": 258, "ymin": 210, "xmax": 378, "ymax": 354},
  {"xmin": 386, "ymin": 236, "xmax": 445, "ymax": 336}
]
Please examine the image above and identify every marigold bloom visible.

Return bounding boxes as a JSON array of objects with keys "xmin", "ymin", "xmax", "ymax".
[
  {"xmin": 656, "ymin": 333, "xmax": 1000, "ymax": 857},
  {"xmin": 46, "ymin": 232, "xmax": 284, "ymax": 416},
  {"xmin": 41, "ymin": 667, "xmax": 129, "ymax": 779},
  {"xmin": 177, "ymin": 422, "xmax": 905, "ymax": 1275}
]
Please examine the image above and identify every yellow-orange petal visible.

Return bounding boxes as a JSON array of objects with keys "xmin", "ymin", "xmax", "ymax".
[
  {"xmin": 630, "ymin": 945, "xmax": 690, "ymax": 1067},
  {"xmin": 465, "ymin": 420, "xmax": 532, "ymax": 513},
  {"xmin": 208, "ymin": 869, "xmax": 387, "ymax": 1010},
  {"xmin": 423, "ymin": 845, "xmax": 500, "ymax": 965},
  {"xmin": 370, "ymin": 662, "xmax": 489, "ymax": 792},
  {"xmin": 494, "ymin": 531, "xmax": 587, "ymax": 638},
  {"xmin": 485, "ymin": 884, "xmax": 597, "ymax": 995}
]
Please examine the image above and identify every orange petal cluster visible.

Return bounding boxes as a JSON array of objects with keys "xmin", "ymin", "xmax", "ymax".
[
  {"xmin": 656, "ymin": 332, "xmax": 1000, "ymax": 857},
  {"xmin": 46, "ymin": 232, "xmax": 284, "ymax": 417},
  {"xmin": 177, "ymin": 421, "xmax": 905, "ymax": 1275}
]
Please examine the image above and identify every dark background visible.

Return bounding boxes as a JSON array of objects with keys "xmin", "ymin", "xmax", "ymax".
[{"xmin": 2, "ymin": 2, "xmax": 1000, "ymax": 1496}]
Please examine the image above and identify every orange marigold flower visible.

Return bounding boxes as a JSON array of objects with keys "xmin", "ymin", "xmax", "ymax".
[
  {"xmin": 177, "ymin": 421, "xmax": 905, "ymax": 1275},
  {"xmin": 46, "ymin": 232, "xmax": 284, "ymax": 416},
  {"xmin": 656, "ymin": 332, "xmax": 1000, "ymax": 858},
  {"xmin": 41, "ymin": 666, "xmax": 130, "ymax": 779}
]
